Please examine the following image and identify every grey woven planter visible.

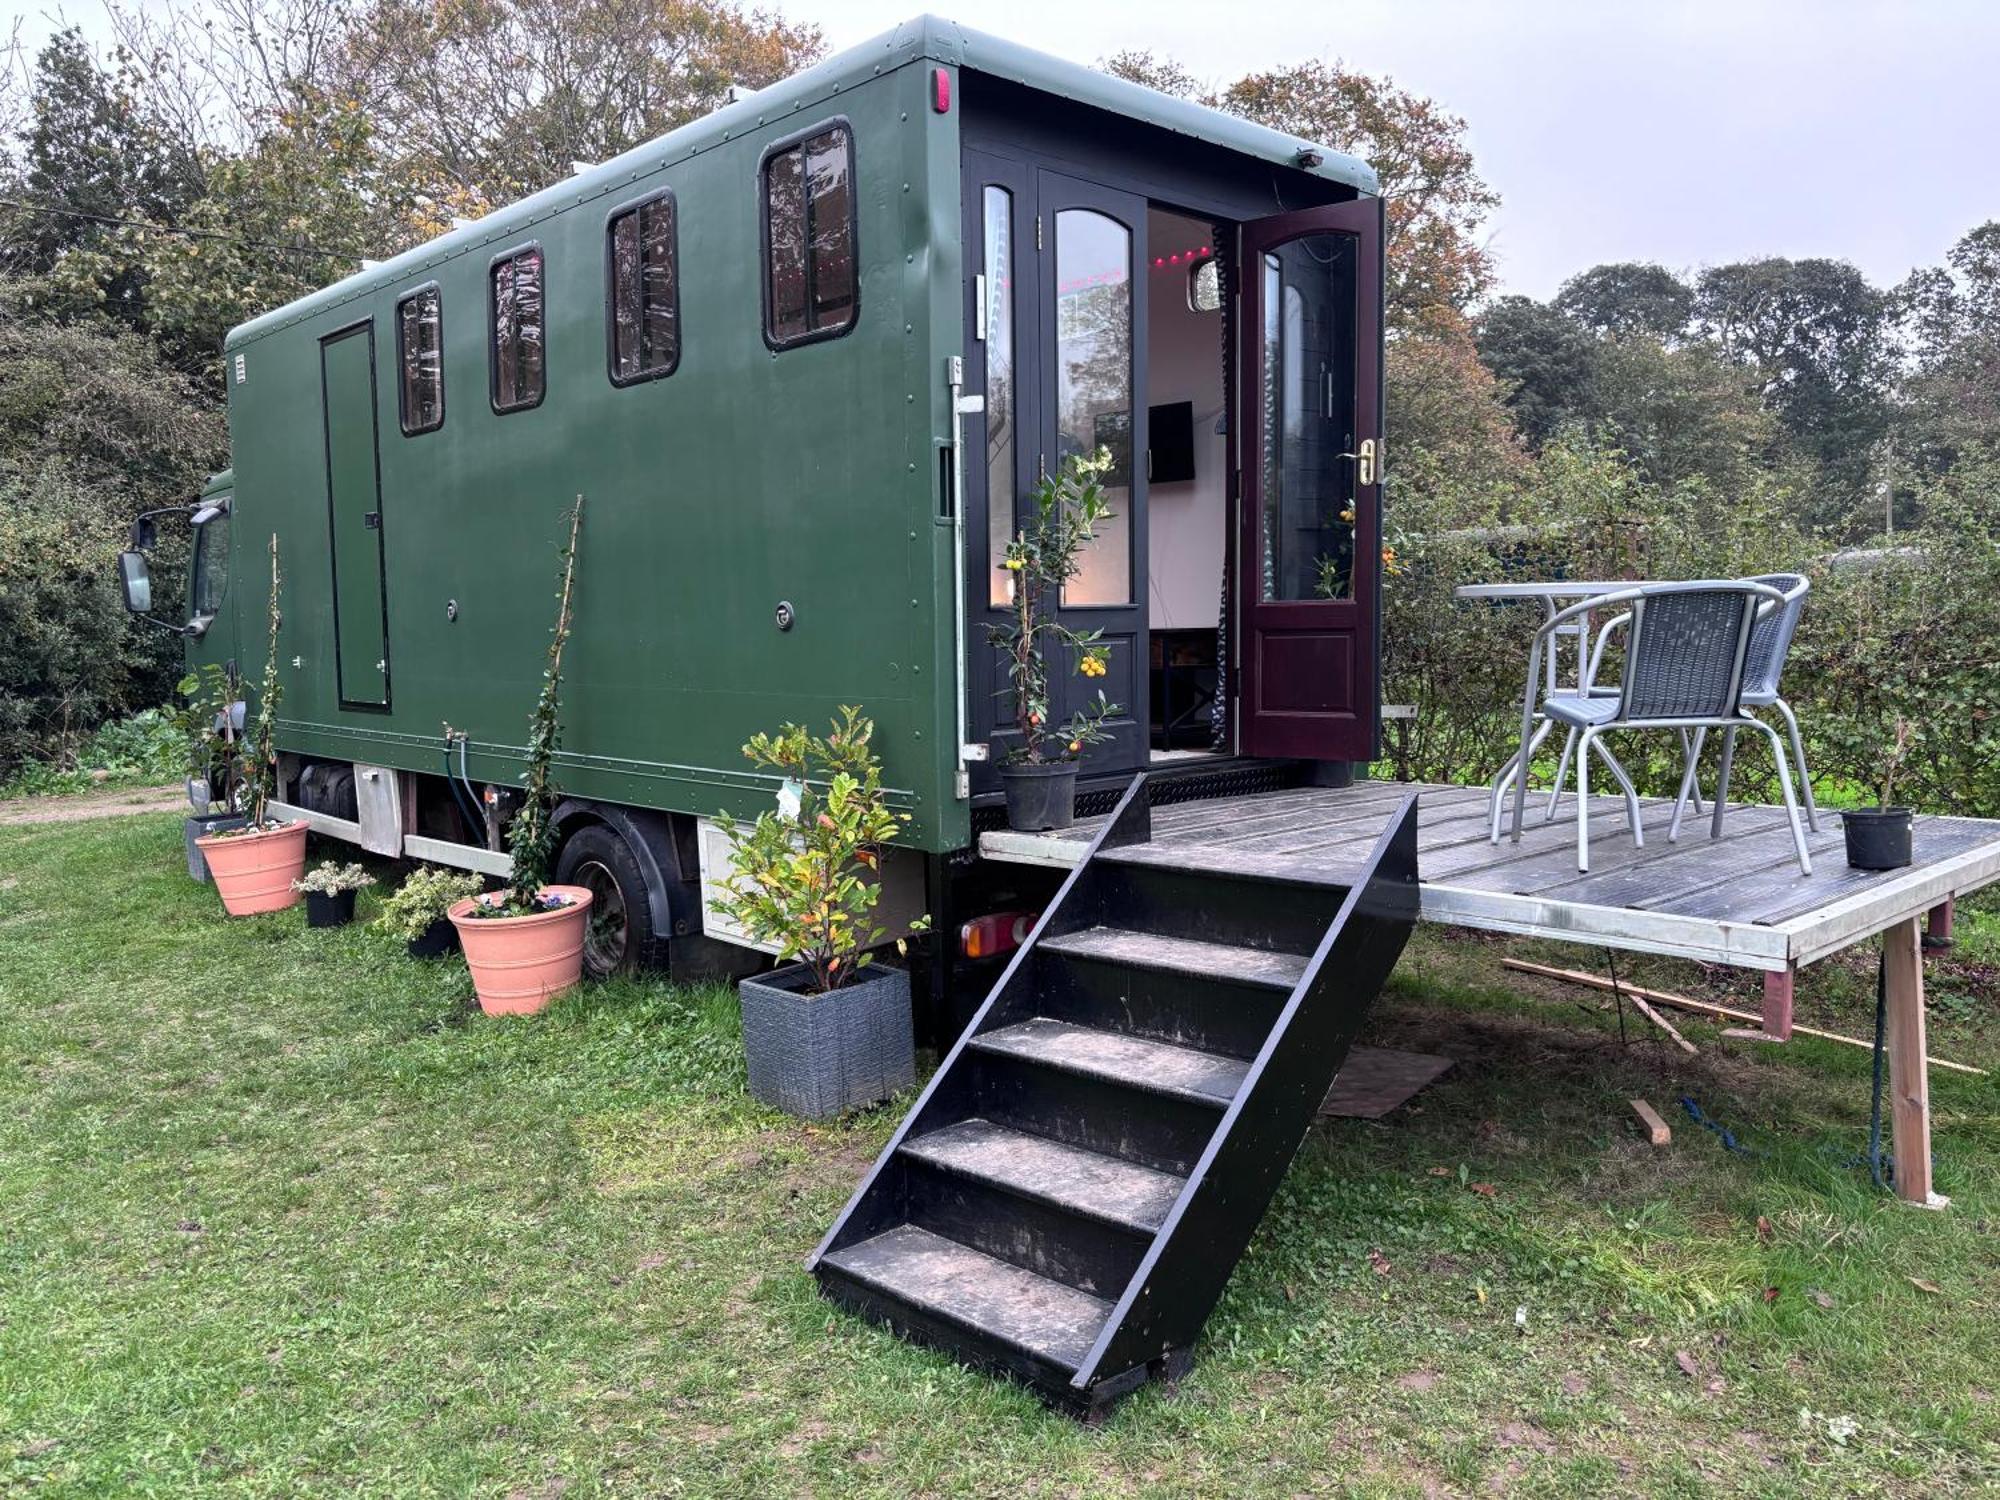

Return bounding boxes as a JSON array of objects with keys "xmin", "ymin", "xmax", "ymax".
[{"xmin": 739, "ymin": 961, "xmax": 915, "ymax": 1121}]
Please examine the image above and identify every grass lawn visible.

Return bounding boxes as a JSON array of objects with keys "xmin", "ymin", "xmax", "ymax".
[{"xmin": 3, "ymin": 811, "xmax": 1998, "ymax": 1497}]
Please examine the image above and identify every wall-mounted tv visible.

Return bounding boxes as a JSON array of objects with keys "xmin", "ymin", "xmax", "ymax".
[{"xmin": 1148, "ymin": 400, "xmax": 1196, "ymax": 484}]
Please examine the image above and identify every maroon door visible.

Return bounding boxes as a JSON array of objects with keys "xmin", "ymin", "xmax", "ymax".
[{"xmin": 1235, "ymin": 199, "xmax": 1383, "ymax": 762}]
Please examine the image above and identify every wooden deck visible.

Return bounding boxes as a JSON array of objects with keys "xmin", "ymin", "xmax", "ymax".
[{"xmin": 980, "ymin": 779, "xmax": 2000, "ymax": 976}]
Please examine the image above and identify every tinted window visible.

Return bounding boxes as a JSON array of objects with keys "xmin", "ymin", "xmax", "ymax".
[
  {"xmin": 397, "ymin": 286, "xmax": 444, "ymax": 434},
  {"xmin": 762, "ymin": 124, "xmax": 856, "ymax": 347},
  {"xmin": 608, "ymin": 192, "xmax": 679, "ymax": 383},
  {"xmin": 490, "ymin": 247, "xmax": 545, "ymax": 412}
]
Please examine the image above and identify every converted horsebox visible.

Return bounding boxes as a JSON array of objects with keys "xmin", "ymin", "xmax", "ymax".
[{"xmin": 127, "ymin": 16, "xmax": 1388, "ymax": 1040}]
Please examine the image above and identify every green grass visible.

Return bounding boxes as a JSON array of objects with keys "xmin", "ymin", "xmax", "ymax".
[{"xmin": 3, "ymin": 813, "xmax": 1999, "ymax": 1497}]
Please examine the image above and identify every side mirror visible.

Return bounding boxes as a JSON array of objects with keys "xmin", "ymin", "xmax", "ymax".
[
  {"xmin": 118, "ymin": 551, "xmax": 153, "ymax": 614},
  {"xmin": 130, "ymin": 516, "xmax": 158, "ymax": 549}
]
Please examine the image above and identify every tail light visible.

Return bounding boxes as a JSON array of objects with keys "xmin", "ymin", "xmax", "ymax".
[{"xmin": 959, "ymin": 910, "xmax": 1035, "ymax": 960}]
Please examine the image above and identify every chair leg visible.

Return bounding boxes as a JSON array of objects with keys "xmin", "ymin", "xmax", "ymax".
[
  {"xmin": 1749, "ymin": 718, "xmax": 1812, "ymax": 875},
  {"xmin": 1509, "ymin": 716, "xmax": 1550, "ymax": 844},
  {"xmin": 1678, "ymin": 728, "xmax": 1704, "ymax": 816},
  {"xmin": 1669, "ymin": 726, "xmax": 1707, "ymax": 842},
  {"xmin": 1589, "ymin": 736, "xmax": 1645, "ymax": 847},
  {"xmin": 1710, "ymin": 725, "xmax": 1739, "ymax": 839},
  {"xmin": 1492, "ymin": 718, "xmax": 1550, "ymax": 845},
  {"xmin": 1576, "ymin": 727, "xmax": 1593, "ymax": 872},
  {"xmin": 1773, "ymin": 697, "xmax": 1819, "ymax": 833},
  {"xmin": 1545, "ymin": 728, "xmax": 1577, "ymax": 823}
]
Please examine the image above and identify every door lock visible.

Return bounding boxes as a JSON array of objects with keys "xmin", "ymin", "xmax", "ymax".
[
  {"xmin": 1338, "ymin": 438, "xmax": 1378, "ymax": 487},
  {"xmin": 363, "ymin": 511, "xmax": 381, "ymax": 530}
]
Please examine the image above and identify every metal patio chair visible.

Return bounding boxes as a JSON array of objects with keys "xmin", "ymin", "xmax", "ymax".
[
  {"xmin": 1668, "ymin": 572, "xmax": 1818, "ymax": 841},
  {"xmin": 1506, "ymin": 579, "xmax": 1812, "ymax": 874}
]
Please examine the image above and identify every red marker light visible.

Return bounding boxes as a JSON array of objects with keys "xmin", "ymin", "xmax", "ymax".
[{"xmin": 933, "ymin": 67, "xmax": 951, "ymax": 113}]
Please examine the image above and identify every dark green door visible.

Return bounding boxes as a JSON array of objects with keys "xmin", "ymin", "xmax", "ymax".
[{"xmin": 319, "ymin": 324, "xmax": 390, "ymax": 708}]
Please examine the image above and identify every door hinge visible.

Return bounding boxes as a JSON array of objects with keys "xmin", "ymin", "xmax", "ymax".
[{"xmin": 1035, "ymin": 214, "xmax": 1043, "ymax": 252}]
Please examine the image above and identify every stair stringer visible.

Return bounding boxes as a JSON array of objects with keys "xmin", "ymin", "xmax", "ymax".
[
  {"xmin": 1069, "ymin": 792, "xmax": 1421, "ymax": 1395},
  {"xmin": 804, "ymin": 774, "xmax": 1157, "ymax": 1278}
]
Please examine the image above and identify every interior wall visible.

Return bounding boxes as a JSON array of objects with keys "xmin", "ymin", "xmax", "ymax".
[{"xmin": 1145, "ymin": 207, "xmax": 1228, "ymax": 631}]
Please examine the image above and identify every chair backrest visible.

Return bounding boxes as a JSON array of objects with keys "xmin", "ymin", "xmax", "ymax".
[
  {"xmin": 1739, "ymin": 571, "xmax": 1808, "ymax": 700},
  {"xmin": 1618, "ymin": 582, "xmax": 1771, "ymax": 723}
]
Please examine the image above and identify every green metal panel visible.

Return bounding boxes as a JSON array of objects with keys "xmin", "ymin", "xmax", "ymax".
[
  {"xmin": 220, "ymin": 55, "xmax": 969, "ymax": 851},
  {"xmin": 319, "ymin": 326, "xmax": 390, "ymax": 707},
  {"xmin": 205, "ymin": 17, "xmax": 1380, "ymax": 857}
]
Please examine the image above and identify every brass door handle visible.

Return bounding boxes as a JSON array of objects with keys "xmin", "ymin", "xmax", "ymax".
[{"xmin": 1337, "ymin": 438, "xmax": 1378, "ymax": 487}]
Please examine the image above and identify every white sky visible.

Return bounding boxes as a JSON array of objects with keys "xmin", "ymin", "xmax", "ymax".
[{"xmin": 9, "ymin": 0, "xmax": 1997, "ymax": 297}]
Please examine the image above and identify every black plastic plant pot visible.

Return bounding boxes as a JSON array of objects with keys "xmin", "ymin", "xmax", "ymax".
[
  {"xmin": 407, "ymin": 916, "xmax": 461, "ymax": 959},
  {"xmin": 305, "ymin": 889, "xmax": 359, "ymax": 929},
  {"xmin": 1843, "ymin": 807, "xmax": 1913, "ymax": 871},
  {"xmin": 185, "ymin": 811, "xmax": 247, "ymax": 881},
  {"xmin": 999, "ymin": 761, "xmax": 1080, "ymax": 832}
]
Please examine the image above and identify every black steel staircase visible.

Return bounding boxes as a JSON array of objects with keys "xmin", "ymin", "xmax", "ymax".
[{"xmin": 807, "ymin": 776, "xmax": 1421, "ymax": 1414}]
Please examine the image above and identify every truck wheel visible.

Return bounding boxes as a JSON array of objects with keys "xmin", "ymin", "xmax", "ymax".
[{"xmin": 554, "ymin": 823, "xmax": 661, "ymax": 979}]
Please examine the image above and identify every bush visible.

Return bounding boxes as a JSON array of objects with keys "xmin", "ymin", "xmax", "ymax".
[{"xmin": 0, "ymin": 707, "xmax": 182, "ymax": 798}]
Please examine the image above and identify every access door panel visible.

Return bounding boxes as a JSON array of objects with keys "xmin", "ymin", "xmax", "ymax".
[{"xmin": 320, "ymin": 323, "xmax": 390, "ymax": 709}]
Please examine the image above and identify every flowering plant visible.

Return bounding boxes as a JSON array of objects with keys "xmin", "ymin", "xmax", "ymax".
[
  {"xmin": 376, "ymin": 866, "xmax": 482, "ymax": 942},
  {"xmin": 293, "ymin": 861, "xmax": 376, "ymax": 896},
  {"xmin": 988, "ymin": 449, "xmax": 1123, "ymax": 764},
  {"xmin": 710, "ymin": 706, "xmax": 928, "ymax": 995}
]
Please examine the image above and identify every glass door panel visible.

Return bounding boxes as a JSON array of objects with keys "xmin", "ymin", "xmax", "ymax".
[{"xmin": 1053, "ymin": 207, "xmax": 1133, "ymax": 608}]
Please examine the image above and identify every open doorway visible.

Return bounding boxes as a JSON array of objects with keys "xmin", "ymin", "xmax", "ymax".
[{"xmin": 1144, "ymin": 205, "xmax": 1228, "ymax": 761}]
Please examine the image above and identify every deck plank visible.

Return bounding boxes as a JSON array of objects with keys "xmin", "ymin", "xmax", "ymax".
[{"xmin": 977, "ymin": 781, "xmax": 2000, "ymax": 972}]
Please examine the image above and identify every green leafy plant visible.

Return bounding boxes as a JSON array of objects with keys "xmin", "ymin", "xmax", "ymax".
[
  {"xmin": 169, "ymin": 662, "xmax": 236, "ymax": 799},
  {"xmin": 709, "ymin": 706, "xmax": 927, "ymax": 994},
  {"xmin": 472, "ymin": 494, "xmax": 583, "ymax": 917},
  {"xmin": 292, "ymin": 861, "xmax": 376, "ymax": 896},
  {"xmin": 986, "ymin": 450, "xmax": 1123, "ymax": 764},
  {"xmin": 377, "ymin": 866, "xmax": 483, "ymax": 943},
  {"xmin": 213, "ymin": 534, "xmax": 284, "ymax": 834}
]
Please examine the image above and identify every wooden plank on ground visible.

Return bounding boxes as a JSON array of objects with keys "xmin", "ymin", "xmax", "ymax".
[{"xmin": 1630, "ymin": 1098, "xmax": 1672, "ymax": 1146}]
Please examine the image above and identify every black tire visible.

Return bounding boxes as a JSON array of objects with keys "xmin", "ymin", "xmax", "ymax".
[{"xmin": 553, "ymin": 822, "xmax": 663, "ymax": 980}]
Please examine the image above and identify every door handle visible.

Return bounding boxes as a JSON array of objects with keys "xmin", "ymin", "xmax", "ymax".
[{"xmin": 1336, "ymin": 438, "xmax": 1377, "ymax": 487}]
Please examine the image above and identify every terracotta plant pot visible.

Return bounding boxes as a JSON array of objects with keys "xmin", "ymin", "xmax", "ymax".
[
  {"xmin": 448, "ymin": 884, "xmax": 594, "ymax": 1016},
  {"xmin": 195, "ymin": 820, "xmax": 309, "ymax": 916}
]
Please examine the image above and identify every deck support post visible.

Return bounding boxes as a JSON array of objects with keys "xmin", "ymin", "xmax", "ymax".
[
  {"xmin": 1761, "ymin": 966, "xmax": 1795, "ymax": 1041},
  {"xmin": 1884, "ymin": 917, "xmax": 1944, "ymax": 1208},
  {"xmin": 1924, "ymin": 896, "xmax": 1956, "ymax": 951}
]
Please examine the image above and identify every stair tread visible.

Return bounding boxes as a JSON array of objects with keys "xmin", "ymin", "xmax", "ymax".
[
  {"xmin": 1042, "ymin": 926, "xmax": 1308, "ymax": 991},
  {"xmin": 1100, "ymin": 839, "xmax": 1363, "ymax": 889},
  {"xmin": 902, "ymin": 1118, "xmax": 1186, "ymax": 1234},
  {"xmin": 821, "ymin": 1224, "xmax": 1111, "ymax": 1371},
  {"xmin": 971, "ymin": 1017, "xmax": 1250, "ymax": 1105}
]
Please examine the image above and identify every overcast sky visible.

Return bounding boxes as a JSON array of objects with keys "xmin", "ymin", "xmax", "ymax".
[{"xmin": 8, "ymin": 0, "xmax": 1996, "ymax": 297}]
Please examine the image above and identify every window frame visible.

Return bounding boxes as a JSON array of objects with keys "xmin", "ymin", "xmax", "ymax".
[
  {"xmin": 757, "ymin": 117, "xmax": 860, "ymax": 353},
  {"xmin": 487, "ymin": 241, "xmax": 548, "ymax": 415},
  {"xmin": 395, "ymin": 281, "xmax": 446, "ymax": 436},
  {"xmin": 603, "ymin": 187, "xmax": 681, "ymax": 387}
]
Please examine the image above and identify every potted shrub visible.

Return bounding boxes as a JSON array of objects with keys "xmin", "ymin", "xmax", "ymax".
[
  {"xmin": 1844, "ymin": 716, "xmax": 1916, "ymax": 871},
  {"xmin": 197, "ymin": 535, "xmax": 310, "ymax": 915},
  {"xmin": 378, "ymin": 866, "xmax": 481, "ymax": 958},
  {"xmin": 448, "ymin": 496, "xmax": 595, "ymax": 1014},
  {"xmin": 710, "ymin": 706, "xmax": 929, "ymax": 1120},
  {"xmin": 171, "ymin": 662, "xmax": 243, "ymax": 880},
  {"xmin": 987, "ymin": 449, "xmax": 1123, "ymax": 831},
  {"xmin": 294, "ymin": 861, "xmax": 375, "ymax": 928}
]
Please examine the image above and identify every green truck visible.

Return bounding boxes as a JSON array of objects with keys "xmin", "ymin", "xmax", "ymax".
[{"xmin": 120, "ymin": 16, "xmax": 1385, "ymax": 1038}]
